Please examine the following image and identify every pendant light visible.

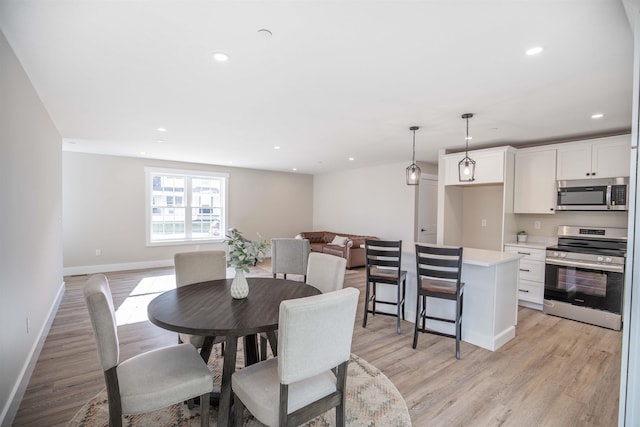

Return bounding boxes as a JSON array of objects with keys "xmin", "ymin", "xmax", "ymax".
[
  {"xmin": 406, "ymin": 126, "xmax": 421, "ymax": 185},
  {"xmin": 458, "ymin": 113, "xmax": 476, "ymax": 182}
]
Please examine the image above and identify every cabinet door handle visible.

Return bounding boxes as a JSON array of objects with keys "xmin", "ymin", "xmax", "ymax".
[
  {"xmin": 520, "ymin": 268, "xmax": 530, "ymax": 272},
  {"xmin": 520, "ymin": 289, "xmax": 530, "ymax": 293},
  {"xmin": 586, "ymin": 172, "xmax": 591, "ymax": 176},
  {"xmin": 517, "ymin": 252, "xmax": 531, "ymax": 255}
]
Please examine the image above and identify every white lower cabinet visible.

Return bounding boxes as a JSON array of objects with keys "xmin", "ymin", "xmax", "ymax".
[{"xmin": 504, "ymin": 244, "xmax": 546, "ymax": 309}]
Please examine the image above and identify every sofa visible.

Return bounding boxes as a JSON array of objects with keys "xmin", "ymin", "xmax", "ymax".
[{"xmin": 298, "ymin": 231, "xmax": 378, "ymax": 269}]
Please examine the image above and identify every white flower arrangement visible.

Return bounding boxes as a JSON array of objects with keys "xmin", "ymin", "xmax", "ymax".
[{"xmin": 226, "ymin": 229, "xmax": 271, "ymax": 273}]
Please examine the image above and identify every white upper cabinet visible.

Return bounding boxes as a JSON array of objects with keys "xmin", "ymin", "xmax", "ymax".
[
  {"xmin": 556, "ymin": 135, "xmax": 631, "ymax": 180},
  {"xmin": 514, "ymin": 148, "xmax": 557, "ymax": 214},
  {"xmin": 443, "ymin": 148, "xmax": 507, "ymax": 186}
]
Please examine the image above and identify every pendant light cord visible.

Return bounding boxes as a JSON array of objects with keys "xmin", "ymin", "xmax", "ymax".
[
  {"xmin": 465, "ymin": 116, "xmax": 469, "ymax": 155},
  {"xmin": 412, "ymin": 128, "xmax": 416, "ymax": 163}
]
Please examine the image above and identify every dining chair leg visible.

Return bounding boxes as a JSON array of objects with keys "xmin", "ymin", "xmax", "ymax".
[
  {"xmin": 396, "ymin": 280, "xmax": 402, "ymax": 334},
  {"xmin": 362, "ymin": 280, "xmax": 371, "ymax": 328},
  {"xmin": 401, "ymin": 277, "xmax": 407, "ymax": 320},
  {"xmin": 234, "ymin": 393, "xmax": 245, "ymax": 427},
  {"xmin": 200, "ymin": 391, "xmax": 209, "ymax": 427},
  {"xmin": 412, "ymin": 295, "xmax": 421, "ymax": 349}
]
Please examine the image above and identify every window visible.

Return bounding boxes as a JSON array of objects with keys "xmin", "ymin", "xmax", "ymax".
[{"xmin": 145, "ymin": 167, "xmax": 228, "ymax": 244}]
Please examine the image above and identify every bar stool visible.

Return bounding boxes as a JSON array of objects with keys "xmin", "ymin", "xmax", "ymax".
[
  {"xmin": 413, "ymin": 244, "xmax": 464, "ymax": 359},
  {"xmin": 362, "ymin": 239, "xmax": 407, "ymax": 334}
]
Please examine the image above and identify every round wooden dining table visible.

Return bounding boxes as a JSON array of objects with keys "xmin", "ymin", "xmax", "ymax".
[{"xmin": 147, "ymin": 276, "xmax": 321, "ymax": 427}]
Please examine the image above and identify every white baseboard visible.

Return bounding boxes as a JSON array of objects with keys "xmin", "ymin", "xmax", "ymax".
[
  {"xmin": 1, "ymin": 281, "xmax": 65, "ymax": 427},
  {"xmin": 63, "ymin": 259, "xmax": 175, "ymax": 276}
]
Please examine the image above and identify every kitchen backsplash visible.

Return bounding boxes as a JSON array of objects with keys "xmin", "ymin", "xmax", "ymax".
[{"xmin": 515, "ymin": 211, "xmax": 629, "ymax": 238}]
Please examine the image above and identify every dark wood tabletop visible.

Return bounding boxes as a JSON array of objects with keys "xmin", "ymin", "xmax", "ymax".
[
  {"xmin": 147, "ymin": 276, "xmax": 321, "ymax": 427},
  {"xmin": 147, "ymin": 276, "xmax": 320, "ymax": 337}
]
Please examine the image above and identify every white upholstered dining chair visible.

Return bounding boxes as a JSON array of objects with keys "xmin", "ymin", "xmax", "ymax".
[
  {"xmin": 84, "ymin": 274, "xmax": 213, "ymax": 427},
  {"xmin": 306, "ymin": 252, "xmax": 347, "ymax": 294},
  {"xmin": 233, "ymin": 287, "xmax": 359, "ymax": 427},
  {"xmin": 174, "ymin": 250, "xmax": 227, "ymax": 353},
  {"xmin": 259, "ymin": 252, "xmax": 347, "ymax": 361}
]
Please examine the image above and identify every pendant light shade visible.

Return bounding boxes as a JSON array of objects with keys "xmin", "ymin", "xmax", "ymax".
[
  {"xmin": 406, "ymin": 126, "xmax": 421, "ymax": 185},
  {"xmin": 458, "ymin": 113, "xmax": 476, "ymax": 182}
]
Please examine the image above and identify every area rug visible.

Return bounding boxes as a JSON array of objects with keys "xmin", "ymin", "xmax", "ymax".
[{"xmin": 67, "ymin": 353, "xmax": 411, "ymax": 426}]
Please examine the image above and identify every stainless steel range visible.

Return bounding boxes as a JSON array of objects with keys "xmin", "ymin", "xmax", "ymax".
[{"xmin": 544, "ymin": 225, "xmax": 627, "ymax": 330}]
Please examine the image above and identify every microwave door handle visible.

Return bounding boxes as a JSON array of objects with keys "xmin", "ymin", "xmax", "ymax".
[{"xmin": 606, "ymin": 185, "xmax": 612, "ymax": 209}]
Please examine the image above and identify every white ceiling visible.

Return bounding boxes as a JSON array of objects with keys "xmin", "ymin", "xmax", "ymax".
[{"xmin": 0, "ymin": 0, "xmax": 634, "ymax": 175}]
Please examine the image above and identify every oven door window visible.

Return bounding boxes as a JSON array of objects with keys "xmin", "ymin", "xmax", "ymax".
[{"xmin": 545, "ymin": 264, "xmax": 623, "ymax": 314}]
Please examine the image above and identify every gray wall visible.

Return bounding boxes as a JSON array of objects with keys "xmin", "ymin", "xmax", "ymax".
[
  {"xmin": 63, "ymin": 152, "xmax": 314, "ymax": 274},
  {"xmin": 0, "ymin": 30, "xmax": 64, "ymax": 424}
]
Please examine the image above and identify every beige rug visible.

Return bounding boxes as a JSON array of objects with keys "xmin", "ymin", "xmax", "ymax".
[{"xmin": 68, "ymin": 353, "xmax": 411, "ymax": 426}]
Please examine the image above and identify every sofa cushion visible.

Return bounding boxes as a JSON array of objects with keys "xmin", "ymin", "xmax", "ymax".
[
  {"xmin": 310, "ymin": 243, "xmax": 325, "ymax": 253},
  {"xmin": 328, "ymin": 235, "xmax": 348, "ymax": 247},
  {"xmin": 322, "ymin": 245, "xmax": 346, "ymax": 257}
]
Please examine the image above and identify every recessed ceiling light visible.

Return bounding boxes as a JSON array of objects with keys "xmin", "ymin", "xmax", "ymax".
[
  {"xmin": 591, "ymin": 113, "xmax": 604, "ymax": 119},
  {"xmin": 525, "ymin": 46, "xmax": 544, "ymax": 56},
  {"xmin": 157, "ymin": 127, "xmax": 166, "ymax": 132},
  {"xmin": 140, "ymin": 151, "xmax": 146, "ymax": 155},
  {"xmin": 274, "ymin": 146, "xmax": 281, "ymax": 150},
  {"xmin": 212, "ymin": 52, "xmax": 230, "ymax": 62},
  {"xmin": 348, "ymin": 157, "xmax": 355, "ymax": 161},
  {"xmin": 257, "ymin": 29, "xmax": 272, "ymax": 39},
  {"xmin": 292, "ymin": 168, "xmax": 297, "ymax": 171}
]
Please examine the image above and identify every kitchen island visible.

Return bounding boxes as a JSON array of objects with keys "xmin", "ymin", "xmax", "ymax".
[{"xmin": 424, "ymin": 247, "xmax": 522, "ymax": 351}]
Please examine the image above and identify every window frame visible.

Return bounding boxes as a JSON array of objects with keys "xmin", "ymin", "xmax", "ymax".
[{"xmin": 145, "ymin": 167, "xmax": 229, "ymax": 246}]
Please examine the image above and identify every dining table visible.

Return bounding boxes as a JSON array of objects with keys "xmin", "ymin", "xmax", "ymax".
[{"xmin": 147, "ymin": 276, "xmax": 321, "ymax": 427}]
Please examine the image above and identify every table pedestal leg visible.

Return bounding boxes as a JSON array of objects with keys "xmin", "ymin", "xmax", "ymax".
[
  {"xmin": 218, "ymin": 335, "xmax": 237, "ymax": 427},
  {"xmin": 243, "ymin": 334, "xmax": 259, "ymax": 366}
]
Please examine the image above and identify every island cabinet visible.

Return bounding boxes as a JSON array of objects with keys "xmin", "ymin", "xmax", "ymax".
[
  {"xmin": 513, "ymin": 148, "xmax": 557, "ymax": 214},
  {"xmin": 556, "ymin": 135, "xmax": 631, "ymax": 180},
  {"xmin": 504, "ymin": 243, "xmax": 547, "ymax": 310},
  {"xmin": 424, "ymin": 248, "xmax": 522, "ymax": 352}
]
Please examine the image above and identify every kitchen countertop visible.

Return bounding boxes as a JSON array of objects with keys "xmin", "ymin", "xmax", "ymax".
[{"xmin": 463, "ymin": 247, "xmax": 523, "ymax": 267}]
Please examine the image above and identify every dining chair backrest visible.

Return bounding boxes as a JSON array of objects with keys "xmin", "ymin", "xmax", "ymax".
[
  {"xmin": 415, "ymin": 244, "xmax": 464, "ymax": 291},
  {"xmin": 305, "ymin": 252, "xmax": 347, "ymax": 294},
  {"xmin": 365, "ymin": 239, "xmax": 403, "ymax": 279},
  {"xmin": 84, "ymin": 273, "xmax": 120, "ymax": 371},
  {"xmin": 271, "ymin": 238, "xmax": 311, "ymax": 278},
  {"xmin": 174, "ymin": 250, "xmax": 227, "ymax": 287},
  {"xmin": 277, "ymin": 287, "xmax": 359, "ymax": 384}
]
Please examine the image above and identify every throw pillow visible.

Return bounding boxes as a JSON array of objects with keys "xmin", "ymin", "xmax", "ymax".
[{"xmin": 329, "ymin": 235, "xmax": 348, "ymax": 247}]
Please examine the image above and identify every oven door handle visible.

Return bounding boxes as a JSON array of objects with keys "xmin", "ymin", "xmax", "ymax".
[{"xmin": 545, "ymin": 258, "xmax": 624, "ymax": 273}]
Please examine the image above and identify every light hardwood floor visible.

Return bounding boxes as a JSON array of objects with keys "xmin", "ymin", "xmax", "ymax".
[{"xmin": 12, "ymin": 264, "xmax": 621, "ymax": 426}]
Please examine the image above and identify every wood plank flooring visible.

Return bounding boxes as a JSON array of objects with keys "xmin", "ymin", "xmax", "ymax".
[{"xmin": 12, "ymin": 264, "xmax": 621, "ymax": 426}]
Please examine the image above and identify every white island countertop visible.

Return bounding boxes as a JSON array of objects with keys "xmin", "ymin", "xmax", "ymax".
[{"xmin": 462, "ymin": 247, "xmax": 524, "ymax": 267}]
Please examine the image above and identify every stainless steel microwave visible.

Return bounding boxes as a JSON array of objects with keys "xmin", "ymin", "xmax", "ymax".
[{"xmin": 556, "ymin": 177, "xmax": 629, "ymax": 211}]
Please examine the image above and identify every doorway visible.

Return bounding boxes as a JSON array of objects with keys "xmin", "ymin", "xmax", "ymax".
[{"xmin": 416, "ymin": 174, "xmax": 438, "ymax": 244}]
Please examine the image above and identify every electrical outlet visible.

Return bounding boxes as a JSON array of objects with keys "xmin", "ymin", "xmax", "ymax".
[
  {"xmin": 481, "ymin": 219, "xmax": 487, "ymax": 227},
  {"xmin": 534, "ymin": 221, "xmax": 541, "ymax": 230},
  {"xmin": 95, "ymin": 249, "xmax": 102, "ymax": 256}
]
